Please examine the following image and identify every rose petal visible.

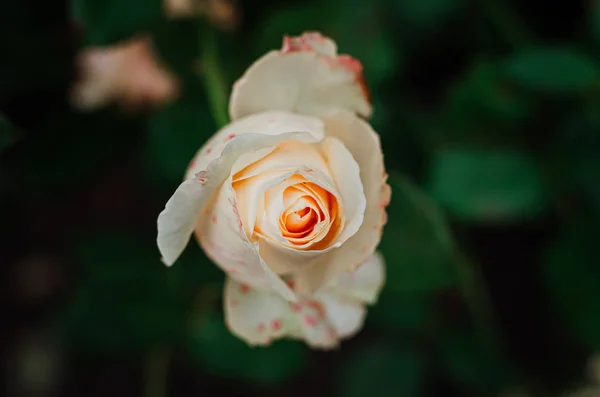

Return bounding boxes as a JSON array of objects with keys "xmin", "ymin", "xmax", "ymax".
[
  {"xmin": 291, "ymin": 110, "xmax": 389, "ymax": 294},
  {"xmin": 281, "ymin": 32, "xmax": 337, "ymax": 56},
  {"xmin": 198, "ymin": 177, "xmax": 295, "ymax": 300},
  {"xmin": 233, "ymin": 140, "xmax": 331, "ymax": 182},
  {"xmin": 224, "ymin": 277, "xmax": 294, "ymax": 346},
  {"xmin": 318, "ymin": 136, "xmax": 365, "ymax": 249},
  {"xmin": 224, "ymin": 278, "xmax": 339, "ymax": 349},
  {"xmin": 229, "ymin": 32, "xmax": 371, "ymax": 120},
  {"xmin": 333, "ymin": 252, "xmax": 386, "ymax": 304},
  {"xmin": 314, "ymin": 291, "xmax": 365, "ymax": 339},
  {"xmin": 224, "ymin": 253, "xmax": 384, "ymax": 348},
  {"xmin": 185, "ymin": 111, "xmax": 325, "ymax": 180}
]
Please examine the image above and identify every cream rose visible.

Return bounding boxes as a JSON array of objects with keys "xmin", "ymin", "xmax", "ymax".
[{"xmin": 157, "ymin": 32, "xmax": 390, "ymax": 348}]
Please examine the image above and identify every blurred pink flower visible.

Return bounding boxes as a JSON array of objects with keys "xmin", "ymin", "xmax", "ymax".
[
  {"xmin": 165, "ymin": 0, "xmax": 239, "ymax": 30},
  {"xmin": 71, "ymin": 36, "xmax": 178, "ymax": 110}
]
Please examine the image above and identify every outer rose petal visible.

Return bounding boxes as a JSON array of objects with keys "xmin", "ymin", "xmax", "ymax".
[
  {"xmin": 333, "ymin": 251, "xmax": 385, "ymax": 304},
  {"xmin": 198, "ymin": 177, "xmax": 295, "ymax": 300},
  {"xmin": 185, "ymin": 111, "xmax": 324, "ymax": 180},
  {"xmin": 224, "ymin": 252, "xmax": 385, "ymax": 348},
  {"xmin": 292, "ymin": 110, "xmax": 389, "ymax": 294},
  {"xmin": 229, "ymin": 32, "xmax": 371, "ymax": 121}
]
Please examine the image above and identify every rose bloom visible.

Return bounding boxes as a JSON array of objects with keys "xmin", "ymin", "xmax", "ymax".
[{"xmin": 157, "ymin": 32, "xmax": 390, "ymax": 348}]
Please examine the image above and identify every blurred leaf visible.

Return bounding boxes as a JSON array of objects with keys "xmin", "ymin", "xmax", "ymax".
[
  {"xmin": 543, "ymin": 221, "xmax": 600, "ymax": 350},
  {"xmin": 427, "ymin": 148, "xmax": 548, "ymax": 221},
  {"xmin": 380, "ymin": 174, "xmax": 458, "ymax": 296},
  {"xmin": 187, "ymin": 313, "xmax": 308, "ymax": 385},
  {"xmin": 443, "ymin": 60, "xmax": 533, "ymax": 141},
  {"xmin": 441, "ymin": 329, "xmax": 517, "ymax": 394},
  {"xmin": 147, "ymin": 92, "xmax": 215, "ymax": 184},
  {"xmin": 61, "ymin": 232, "xmax": 187, "ymax": 352},
  {"xmin": 0, "ymin": 114, "xmax": 18, "ymax": 151},
  {"xmin": 72, "ymin": 0, "xmax": 162, "ymax": 45},
  {"xmin": 505, "ymin": 47, "xmax": 600, "ymax": 93},
  {"xmin": 338, "ymin": 343, "xmax": 423, "ymax": 397}
]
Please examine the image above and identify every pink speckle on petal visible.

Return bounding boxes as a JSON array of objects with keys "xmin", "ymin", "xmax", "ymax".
[
  {"xmin": 230, "ymin": 299, "xmax": 239, "ymax": 308},
  {"xmin": 291, "ymin": 302, "xmax": 302, "ymax": 312},
  {"xmin": 240, "ymin": 284, "xmax": 249, "ymax": 294},
  {"xmin": 271, "ymin": 319, "xmax": 281, "ymax": 331},
  {"xmin": 211, "ymin": 214, "xmax": 217, "ymax": 224},
  {"xmin": 225, "ymin": 133, "xmax": 236, "ymax": 141},
  {"xmin": 305, "ymin": 300, "xmax": 326, "ymax": 319},
  {"xmin": 328, "ymin": 328, "xmax": 337, "ymax": 340},
  {"xmin": 207, "ymin": 147, "xmax": 212, "ymax": 154},
  {"xmin": 304, "ymin": 315, "xmax": 317, "ymax": 328},
  {"xmin": 257, "ymin": 323, "xmax": 265, "ymax": 333},
  {"xmin": 197, "ymin": 177, "xmax": 206, "ymax": 183}
]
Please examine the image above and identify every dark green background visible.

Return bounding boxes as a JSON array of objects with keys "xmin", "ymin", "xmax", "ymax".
[{"xmin": 1, "ymin": 0, "xmax": 600, "ymax": 396}]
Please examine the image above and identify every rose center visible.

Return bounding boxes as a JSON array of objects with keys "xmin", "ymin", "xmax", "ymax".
[{"xmin": 285, "ymin": 207, "xmax": 318, "ymax": 233}]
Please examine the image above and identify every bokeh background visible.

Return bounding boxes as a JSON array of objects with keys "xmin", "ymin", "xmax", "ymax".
[{"xmin": 2, "ymin": 0, "xmax": 600, "ymax": 396}]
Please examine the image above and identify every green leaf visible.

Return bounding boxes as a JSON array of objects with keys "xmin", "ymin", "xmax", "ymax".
[
  {"xmin": 379, "ymin": 174, "xmax": 458, "ymax": 296},
  {"xmin": 505, "ymin": 47, "xmax": 600, "ymax": 93},
  {"xmin": 543, "ymin": 222, "xmax": 600, "ymax": 350},
  {"xmin": 187, "ymin": 314, "xmax": 308, "ymax": 385},
  {"xmin": 443, "ymin": 60, "xmax": 533, "ymax": 141},
  {"xmin": 338, "ymin": 343, "xmax": 423, "ymax": 397},
  {"xmin": 0, "ymin": 114, "xmax": 18, "ymax": 151},
  {"xmin": 427, "ymin": 149, "xmax": 548, "ymax": 221},
  {"xmin": 60, "ymin": 232, "xmax": 187, "ymax": 352},
  {"xmin": 72, "ymin": 0, "xmax": 163, "ymax": 45},
  {"xmin": 147, "ymin": 92, "xmax": 216, "ymax": 184}
]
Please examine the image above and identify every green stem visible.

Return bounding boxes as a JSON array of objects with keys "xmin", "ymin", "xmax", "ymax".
[
  {"xmin": 478, "ymin": 0, "xmax": 536, "ymax": 48},
  {"xmin": 143, "ymin": 347, "xmax": 171, "ymax": 397},
  {"xmin": 201, "ymin": 26, "xmax": 229, "ymax": 128}
]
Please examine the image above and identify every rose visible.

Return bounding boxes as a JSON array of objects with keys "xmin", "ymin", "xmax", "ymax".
[{"xmin": 157, "ymin": 32, "xmax": 390, "ymax": 348}]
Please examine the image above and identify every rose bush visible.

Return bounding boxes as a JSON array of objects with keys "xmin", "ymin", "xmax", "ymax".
[{"xmin": 157, "ymin": 32, "xmax": 390, "ymax": 348}]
